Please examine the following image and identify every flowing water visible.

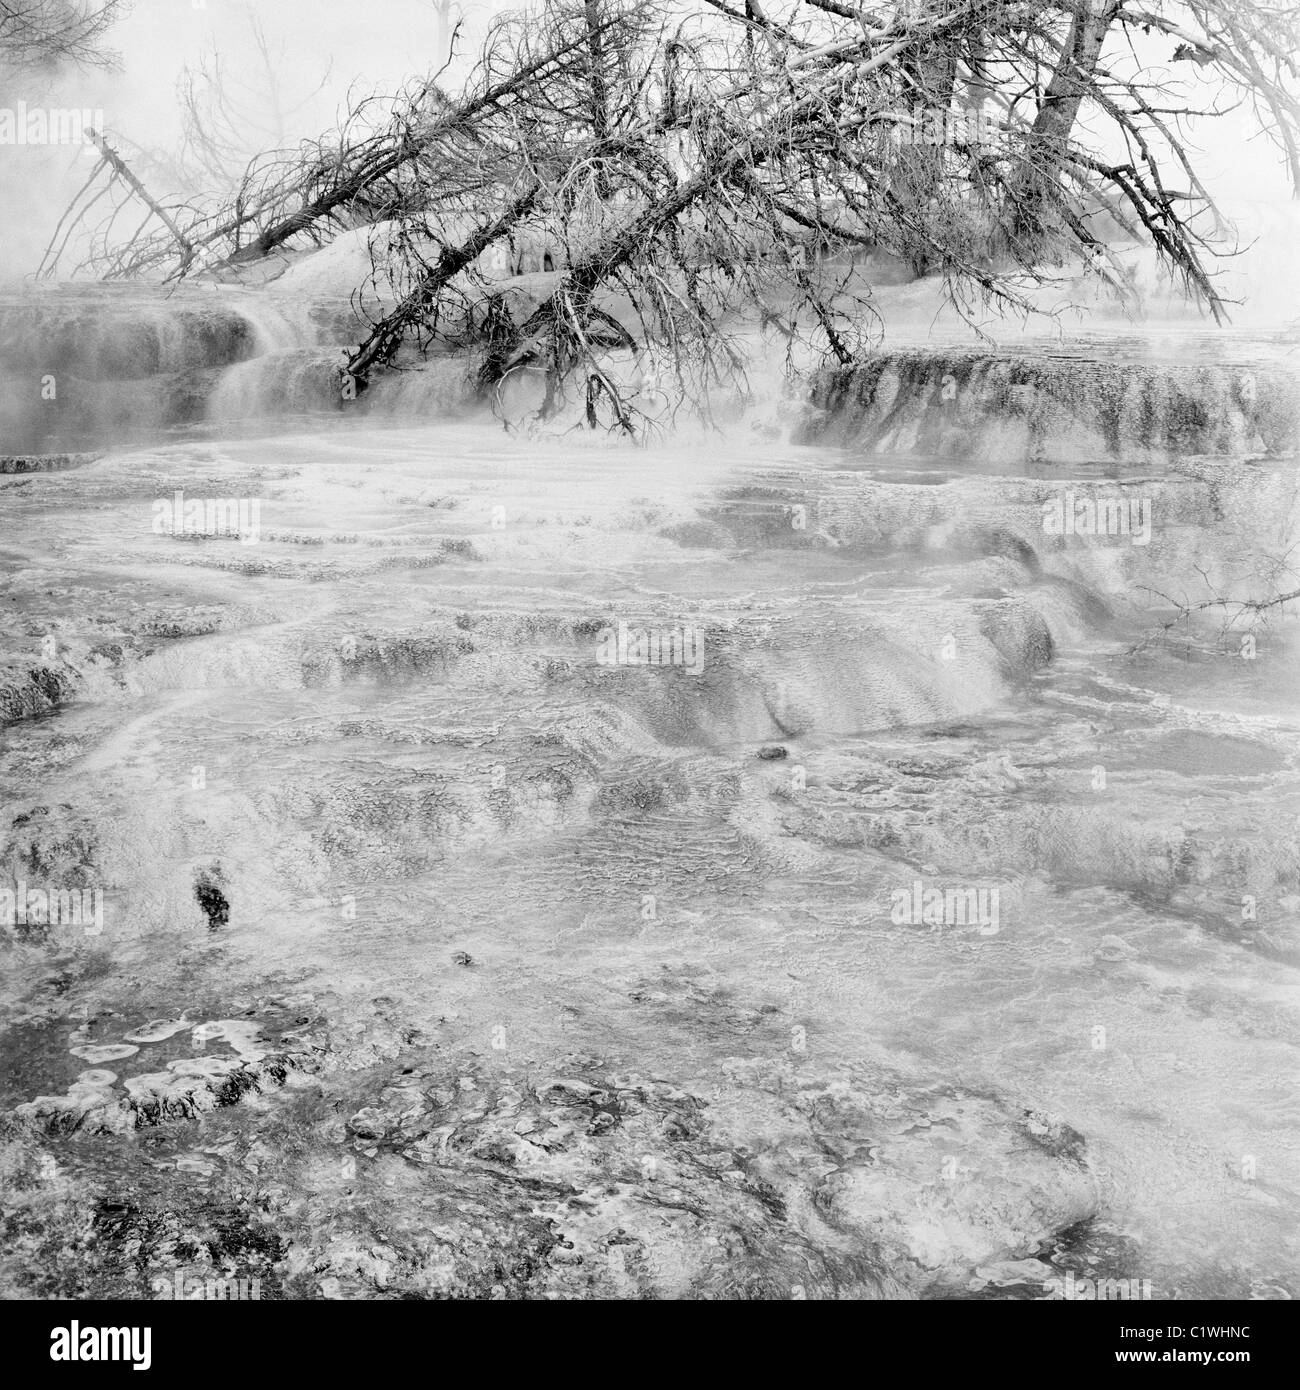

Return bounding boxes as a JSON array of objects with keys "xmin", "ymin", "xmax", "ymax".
[{"xmin": 1, "ymin": 288, "xmax": 1298, "ymax": 1300}]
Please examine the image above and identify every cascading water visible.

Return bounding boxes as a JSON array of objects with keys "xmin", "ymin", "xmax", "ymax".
[{"xmin": 1, "ymin": 283, "xmax": 1298, "ymax": 1300}]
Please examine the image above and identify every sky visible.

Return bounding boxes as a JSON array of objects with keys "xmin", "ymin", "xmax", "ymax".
[
  {"xmin": 18, "ymin": 0, "xmax": 502, "ymax": 152},
  {"xmin": 101, "ymin": 0, "xmax": 498, "ymax": 140}
]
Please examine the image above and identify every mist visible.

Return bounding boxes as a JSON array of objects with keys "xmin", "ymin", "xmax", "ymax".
[{"xmin": 1, "ymin": 0, "xmax": 507, "ymax": 276}]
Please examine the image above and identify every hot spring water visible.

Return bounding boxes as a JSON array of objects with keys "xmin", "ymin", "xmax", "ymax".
[{"xmin": 1, "ymin": 287, "xmax": 1297, "ymax": 1299}]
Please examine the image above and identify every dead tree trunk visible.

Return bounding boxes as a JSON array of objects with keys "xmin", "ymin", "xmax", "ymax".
[
  {"xmin": 345, "ymin": 183, "xmax": 542, "ymax": 383},
  {"xmin": 584, "ymin": 0, "xmax": 610, "ymax": 155},
  {"xmin": 86, "ymin": 130, "xmax": 195, "ymax": 274},
  {"xmin": 1012, "ymin": 0, "xmax": 1118, "ymax": 246}
]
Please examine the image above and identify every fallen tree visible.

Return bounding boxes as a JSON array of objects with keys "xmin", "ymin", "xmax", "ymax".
[{"xmin": 43, "ymin": 0, "xmax": 1300, "ymax": 432}]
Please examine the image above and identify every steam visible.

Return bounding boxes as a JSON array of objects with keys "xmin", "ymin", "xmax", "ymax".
[{"xmin": 0, "ymin": 0, "xmax": 492, "ymax": 280}]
